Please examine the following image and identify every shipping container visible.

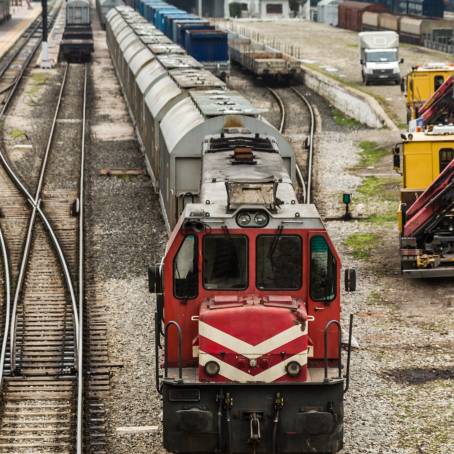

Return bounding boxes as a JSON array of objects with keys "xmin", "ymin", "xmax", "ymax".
[
  {"xmin": 338, "ymin": 1, "xmax": 387, "ymax": 32},
  {"xmin": 378, "ymin": 12, "xmax": 400, "ymax": 32},
  {"xmin": 172, "ymin": 18, "xmax": 208, "ymax": 43},
  {"xmin": 185, "ymin": 30, "xmax": 229, "ymax": 63},
  {"xmin": 177, "ymin": 23, "xmax": 214, "ymax": 48},
  {"xmin": 362, "ymin": 11, "xmax": 379, "ymax": 30}
]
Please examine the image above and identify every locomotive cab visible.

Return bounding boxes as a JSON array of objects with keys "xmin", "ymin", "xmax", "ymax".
[{"xmin": 151, "ymin": 132, "xmax": 354, "ymax": 453}]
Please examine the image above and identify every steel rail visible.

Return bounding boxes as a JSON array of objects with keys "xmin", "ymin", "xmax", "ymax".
[
  {"xmin": 267, "ymin": 86, "xmax": 307, "ymax": 203},
  {"xmin": 0, "ymin": 228, "xmax": 11, "ymax": 395},
  {"xmin": 0, "ymin": 19, "xmax": 41, "ymax": 79},
  {"xmin": 76, "ymin": 63, "xmax": 88, "ymax": 454},
  {"xmin": 8, "ymin": 64, "xmax": 80, "ymax": 374},
  {"xmin": 0, "ymin": 3, "xmax": 61, "ymax": 119},
  {"xmin": 291, "ymin": 87, "xmax": 316, "ymax": 204}
]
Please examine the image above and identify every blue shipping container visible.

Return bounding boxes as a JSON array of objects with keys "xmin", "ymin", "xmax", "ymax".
[
  {"xmin": 177, "ymin": 23, "xmax": 214, "ymax": 48},
  {"xmin": 185, "ymin": 30, "xmax": 229, "ymax": 62},
  {"xmin": 172, "ymin": 18, "xmax": 207, "ymax": 43}
]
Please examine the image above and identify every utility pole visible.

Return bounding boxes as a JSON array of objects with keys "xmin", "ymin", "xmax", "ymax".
[{"xmin": 40, "ymin": 0, "xmax": 51, "ymax": 68}]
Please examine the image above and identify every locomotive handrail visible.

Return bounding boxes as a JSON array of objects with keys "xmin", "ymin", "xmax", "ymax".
[
  {"xmin": 323, "ymin": 320, "xmax": 342, "ymax": 383},
  {"xmin": 344, "ymin": 314, "xmax": 354, "ymax": 394},
  {"xmin": 164, "ymin": 321, "xmax": 183, "ymax": 382}
]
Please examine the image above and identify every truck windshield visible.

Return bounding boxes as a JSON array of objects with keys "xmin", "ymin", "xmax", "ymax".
[
  {"xmin": 366, "ymin": 50, "xmax": 397, "ymax": 63},
  {"xmin": 203, "ymin": 235, "xmax": 248, "ymax": 290},
  {"xmin": 256, "ymin": 235, "xmax": 302, "ymax": 290}
]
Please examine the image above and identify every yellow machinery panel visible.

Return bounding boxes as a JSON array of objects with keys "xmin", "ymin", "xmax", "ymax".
[
  {"xmin": 404, "ymin": 66, "xmax": 454, "ymax": 120},
  {"xmin": 402, "ymin": 138, "xmax": 454, "ymax": 190}
]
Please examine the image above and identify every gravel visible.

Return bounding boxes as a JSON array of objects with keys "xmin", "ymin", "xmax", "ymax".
[{"xmin": 85, "ymin": 17, "xmax": 167, "ymax": 454}]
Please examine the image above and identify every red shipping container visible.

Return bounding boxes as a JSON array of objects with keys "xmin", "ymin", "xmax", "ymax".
[{"xmin": 338, "ymin": 1, "xmax": 388, "ymax": 32}]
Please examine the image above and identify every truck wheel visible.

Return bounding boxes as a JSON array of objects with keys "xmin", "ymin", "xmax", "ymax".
[
  {"xmin": 395, "ymin": 78, "xmax": 401, "ymax": 86},
  {"xmin": 364, "ymin": 77, "xmax": 370, "ymax": 86}
]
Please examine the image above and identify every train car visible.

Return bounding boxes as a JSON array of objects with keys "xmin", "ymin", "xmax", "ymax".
[
  {"xmin": 185, "ymin": 29, "xmax": 229, "ymax": 80},
  {"xmin": 96, "ymin": 0, "xmax": 124, "ymax": 29},
  {"xmin": 132, "ymin": 0, "xmax": 230, "ymax": 79},
  {"xmin": 105, "ymin": 6, "xmax": 356, "ymax": 453},
  {"xmin": 361, "ymin": 11, "xmax": 379, "ymax": 30},
  {"xmin": 61, "ymin": 0, "xmax": 94, "ymax": 62},
  {"xmin": 378, "ymin": 12, "xmax": 400, "ymax": 32},
  {"xmin": 229, "ymin": 33, "xmax": 301, "ymax": 79},
  {"xmin": 338, "ymin": 1, "xmax": 387, "ymax": 32},
  {"xmin": 0, "ymin": 0, "xmax": 11, "ymax": 24}
]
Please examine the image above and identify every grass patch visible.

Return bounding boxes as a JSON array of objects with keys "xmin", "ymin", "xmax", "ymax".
[
  {"xmin": 357, "ymin": 176, "xmax": 400, "ymax": 202},
  {"xmin": 26, "ymin": 72, "xmax": 49, "ymax": 97},
  {"xmin": 332, "ymin": 108, "xmax": 362, "ymax": 128},
  {"xmin": 9, "ymin": 128, "xmax": 26, "ymax": 140},
  {"xmin": 368, "ymin": 212, "xmax": 396, "ymax": 225},
  {"xmin": 357, "ymin": 140, "xmax": 389, "ymax": 167},
  {"xmin": 343, "ymin": 232, "xmax": 379, "ymax": 259}
]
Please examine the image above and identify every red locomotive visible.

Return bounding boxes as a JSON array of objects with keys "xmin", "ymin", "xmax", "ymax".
[{"xmin": 149, "ymin": 132, "xmax": 355, "ymax": 454}]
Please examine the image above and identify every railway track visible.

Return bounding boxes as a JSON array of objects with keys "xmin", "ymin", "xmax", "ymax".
[
  {"xmin": 0, "ymin": 1, "xmax": 60, "ymax": 116},
  {"xmin": 267, "ymin": 86, "xmax": 316, "ymax": 203},
  {"xmin": 0, "ymin": 62, "xmax": 89, "ymax": 452}
]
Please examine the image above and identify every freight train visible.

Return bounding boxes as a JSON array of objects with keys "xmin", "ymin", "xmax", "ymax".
[
  {"xmin": 339, "ymin": 1, "xmax": 453, "ymax": 45},
  {"xmin": 122, "ymin": 0, "xmax": 230, "ymax": 79},
  {"xmin": 106, "ymin": 5, "xmax": 356, "ymax": 453},
  {"xmin": 60, "ymin": 0, "xmax": 94, "ymax": 62}
]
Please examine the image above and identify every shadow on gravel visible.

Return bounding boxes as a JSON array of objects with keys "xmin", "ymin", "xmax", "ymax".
[{"xmin": 384, "ymin": 367, "xmax": 454, "ymax": 384}]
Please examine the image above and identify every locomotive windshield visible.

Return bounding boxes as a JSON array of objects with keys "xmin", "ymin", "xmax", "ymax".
[
  {"xmin": 310, "ymin": 236, "xmax": 337, "ymax": 302},
  {"xmin": 203, "ymin": 235, "xmax": 248, "ymax": 290},
  {"xmin": 256, "ymin": 235, "xmax": 302, "ymax": 290}
]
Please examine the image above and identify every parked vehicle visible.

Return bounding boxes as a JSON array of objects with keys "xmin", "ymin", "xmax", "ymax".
[{"xmin": 359, "ymin": 31, "xmax": 402, "ymax": 85}]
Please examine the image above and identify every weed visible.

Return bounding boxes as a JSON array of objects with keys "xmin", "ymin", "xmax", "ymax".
[
  {"xmin": 367, "ymin": 212, "xmax": 396, "ymax": 225},
  {"xmin": 357, "ymin": 176, "xmax": 400, "ymax": 202},
  {"xmin": 9, "ymin": 128, "xmax": 26, "ymax": 140},
  {"xmin": 332, "ymin": 108, "xmax": 362, "ymax": 128},
  {"xmin": 343, "ymin": 232, "xmax": 379, "ymax": 259},
  {"xmin": 357, "ymin": 140, "xmax": 389, "ymax": 167}
]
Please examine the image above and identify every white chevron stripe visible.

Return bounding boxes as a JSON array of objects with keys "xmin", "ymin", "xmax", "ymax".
[
  {"xmin": 199, "ymin": 351, "xmax": 308, "ymax": 383},
  {"xmin": 199, "ymin": 321, "xmax": 307, "ymax": 358}
]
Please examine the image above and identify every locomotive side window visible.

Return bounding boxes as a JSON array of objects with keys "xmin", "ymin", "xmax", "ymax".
[
  {"xmin": 310, "ymin": 236, "xmax": 336, "ymax": 302},
  {"xmin": 173, "ymin": 235, "xmax": 198, "ymax": 299},
  {"xmin": 203, "ymin": 235, "xmax": 248, "ymax": 290},
  {"xmin": 256, "ymin": 235, "xmax": 302, "ymax": 290},
  {"xmin": 439, "ymin": 148, "xmax": 454, "ymax": 172}
]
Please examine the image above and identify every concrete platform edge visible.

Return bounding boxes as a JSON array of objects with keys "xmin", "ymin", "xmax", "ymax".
[{"xmin": 298, "ymin": 64, "xmax": 398, "ymax": 131}]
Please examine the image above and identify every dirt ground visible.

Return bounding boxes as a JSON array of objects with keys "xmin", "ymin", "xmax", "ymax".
[{"xmin": 225, "ymin": 19, "xmax": 453, "ymax": 127}]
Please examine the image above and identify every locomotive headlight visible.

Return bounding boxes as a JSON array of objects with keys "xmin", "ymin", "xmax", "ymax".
[
  {"xmin": 254, "ymin": 212, "xmax": 269, "ymax": 227},
  {"xmin": 236, "ymin": 212, "xmax": 251, "ymax": 227},
  {"xmin": 286, "ymin": 361, "xmax": 301, "ymax": 377},
  {"xmin": 204, "ymin": 361, "xmax": 220, "ymax": 376}
]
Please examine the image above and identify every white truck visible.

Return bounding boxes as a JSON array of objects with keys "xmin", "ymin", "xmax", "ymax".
[{"xmin": 359, "ymin": 31, "xmax": 403, "ymax": 86}]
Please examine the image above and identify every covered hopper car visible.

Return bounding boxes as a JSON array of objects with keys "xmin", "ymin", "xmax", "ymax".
[{"xmin": 106, "ymin": 5, "xmax": 356, "ymax": 454}]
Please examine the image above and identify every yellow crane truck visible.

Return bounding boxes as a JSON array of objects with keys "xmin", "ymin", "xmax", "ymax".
[{"xmin": 402, "ymin": 63, "xmax": 454, "ymax": 122}]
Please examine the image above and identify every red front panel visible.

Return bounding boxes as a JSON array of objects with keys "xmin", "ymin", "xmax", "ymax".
[{"xmin": 163, "ymin": 227, "xmax": 341, "ymax": 369}]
